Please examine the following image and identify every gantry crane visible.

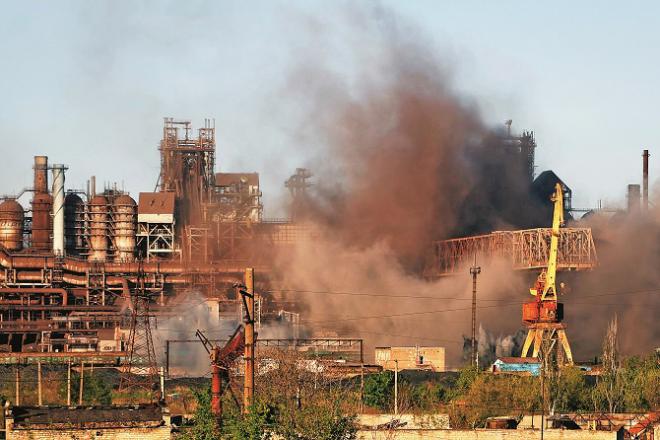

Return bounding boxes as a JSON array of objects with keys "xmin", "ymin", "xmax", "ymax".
[{"xmin": 520, "ymin": 183, "xmax": 574, "ymax": 365}]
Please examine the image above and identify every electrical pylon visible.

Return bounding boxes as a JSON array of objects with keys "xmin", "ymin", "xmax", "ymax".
[{"xmin": 118, "ymin": 269, "xmax": 159, "ymax": 400}]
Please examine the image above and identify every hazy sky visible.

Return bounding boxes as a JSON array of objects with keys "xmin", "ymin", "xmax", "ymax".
[{"xmin": 1, "ymin": 1, "xmax": 658, "ymax": 215}]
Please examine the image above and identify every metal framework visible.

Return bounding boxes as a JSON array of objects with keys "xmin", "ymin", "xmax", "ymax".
[
  {"xmin": 424, "ymin": 227, "xmax": 597, "ymax": 277},
  {"xmin": 137, "ymin": 222, "xmax": 179, "ymax": 261},
  {"xmin": 118, "ymin": 280, "xmax": 159, "ymax": 399},
  {"xmin": 158, "ymin": 118, "xmax": 215, "ymax": 227}
]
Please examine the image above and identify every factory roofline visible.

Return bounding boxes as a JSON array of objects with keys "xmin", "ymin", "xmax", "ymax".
[
  {"xmin": 138, "ymin": 192, "xmax": 175, "ymax": 215},
  {"xmin": 215, "ymin": 172, "xmax": 259, "ymax": 187},
  {"xmin": 9, "ymin": 404, "xmax": 166, "ymax": 428}
]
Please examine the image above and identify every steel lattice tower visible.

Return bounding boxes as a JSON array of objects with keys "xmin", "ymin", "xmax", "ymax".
[{"xmin": 119, "ymin": 273, "xmax": 159, "ymax": 400}]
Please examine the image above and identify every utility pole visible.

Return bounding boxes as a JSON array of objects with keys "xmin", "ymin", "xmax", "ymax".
[
  {"xmin": 67, "ymin": 360, "xmax": 71, "ymax": 406},
  {"xmin": 394, "ymin": 359, "xmax": 399, "ymax": 416},
  {"xmin": 79, "ymin": 362, "xmax": 84, "ymax": 405},
  {"xmin": 643, "ymin": 149, "xmax": 650, "ymax": 212},
  {"xmin": 14, "ymin": 366, "xmax": 20, "ymax": 406},
  {"xmin": 37, "ymin": 361, "xmax": 42, "ymax": 406},
  {"xmin": 242, "ymin": 268, "xmax": 255, "ymax": 413},
  {"xmin": 470, "ymin": 258, "xmax": 481, "ymax": 368}
]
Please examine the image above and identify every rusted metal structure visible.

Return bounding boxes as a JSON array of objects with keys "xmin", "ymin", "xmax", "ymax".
[
  {"xmin": 0, "ymin": 118, "xmax": 311, "ymax": 362},
  {"xmin": 424, "ymin": 227, "xmax": 597, "ymax": 277},
  {"xmin": 0, "ymin": 200, "xmax": 24, "ymax": 252}
]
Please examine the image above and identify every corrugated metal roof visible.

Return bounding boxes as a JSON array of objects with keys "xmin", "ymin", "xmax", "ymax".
[
  {"xmin": 495, "ymin": 357, "xmax": 541, "ymax": 364},
  {"xmin": 215, "ymin": 172, "xmax": 259, "ymax": 187},
  {"xmin": 138, "ymin": 192, "xmax": 175, "ymax": 215}
]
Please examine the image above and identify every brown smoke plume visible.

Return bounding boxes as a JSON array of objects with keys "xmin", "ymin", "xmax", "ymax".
[
  {"xmin": 268, "ymin": 7, "xmax": 533, "ymax": 365},
  {"xmin": 567, "ymin": 209, "xmax": 660, "ymax": 359}
]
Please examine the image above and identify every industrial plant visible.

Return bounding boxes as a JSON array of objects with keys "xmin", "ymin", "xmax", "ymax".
[{"xmin": 0, "ymin": 116, "xmax": 657, "ymax": 439}]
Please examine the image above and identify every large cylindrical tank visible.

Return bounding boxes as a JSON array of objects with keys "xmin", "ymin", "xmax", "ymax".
[
  {"xmin": 0, "ymin": 199, "xmax": 24, "ymax": 251},
  {"xmin": 64, "ymin": 193, "xmax": 84, "ymax": 256},
  {"xmin": 31, "ymin": 193, "xmax": 53, "ymax": 251},
  {"xmin": 113, "ymin": 194, "xmax": 137, "ymax": 262},
  {"xmin": 88, "ymin": 195, "xmax": 108, "ymax": 261}
]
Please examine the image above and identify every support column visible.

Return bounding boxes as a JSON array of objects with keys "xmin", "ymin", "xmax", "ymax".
[
  {"xmin": 211, "ymin": 347, "xmax": 222, "ymax": 422},
  {"xmin": 243, "ymin": 268, "xmax": 255, "ymax": 413}
]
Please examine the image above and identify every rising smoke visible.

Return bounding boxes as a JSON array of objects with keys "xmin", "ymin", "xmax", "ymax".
[
  {"xmin": 265, "ymin": 6, "xmax": 539, "ymax": 365},
  {"xmin": 269, "ymin": 6, "xmax": 659, "ymax": 365}
]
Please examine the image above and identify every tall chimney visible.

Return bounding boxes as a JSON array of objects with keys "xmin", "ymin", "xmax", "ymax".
[
  {"xmin": 90, "ymin": 175, "xmax": 96, "ymax": 198},
  {"xmin": 628, "ymin": 184, "xmax": 641, "ymax": 213},
  {"xmin": 643, "ymin": 149, "xmax": 649, "ymax": 212},
  {"xmin": 33, "ymin": 156, "xmax": 49, "ymax": 194},
  {"xmin": 52, "ymin": 164, "xmax": 67, "ymax": 255}
]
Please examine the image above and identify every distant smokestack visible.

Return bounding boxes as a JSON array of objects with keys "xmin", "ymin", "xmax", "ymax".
[
  {"xmin": 90, "ymin": 175, "xmax": 96, "ymax": 198},
  {"xmin": 643, "ymin": 150, "xmax": 649, "ymax": 212},
  {"xmin": 33, "ymin": 156, "xmax": 48, "ymax": 194},
  {"xmin": 628, "ymin": 184, "xmax": 641, "ymax": 213},
  {"xmin": 52, "ymin": 164, "xmax": 66, "ymax": 255}
]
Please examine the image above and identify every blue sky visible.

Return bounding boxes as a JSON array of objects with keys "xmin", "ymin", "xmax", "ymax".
[{"xmin": 1, "ymin": 1, "xmax": 658, "ymax": 215}]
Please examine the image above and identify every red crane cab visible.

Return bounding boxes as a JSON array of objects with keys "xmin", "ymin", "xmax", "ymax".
[{"xmin": 522, "ymin": 300, "xmax": 564, "ymax": 324}]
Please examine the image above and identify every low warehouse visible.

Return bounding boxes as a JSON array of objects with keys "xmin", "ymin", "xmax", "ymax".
[{"xmin": 2, "ymin": 404, "xmax": 172, "ymax": 440}]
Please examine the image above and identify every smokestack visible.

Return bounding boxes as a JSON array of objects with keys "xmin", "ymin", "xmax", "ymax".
[
  {"xmin": 90, "ymin": 176, "xmax": 96, "ymax": 198},
  {"xmin": 52, "ymin": 164, "xmax": 66, "ymax": 256},
  {"xmin": 627, "ymin": 184, "xmax": 641, "ymax": 213},
  {"xmin": 643, "ymin": 150, "xmax": 649, "ymax": 212},
  {"xmin": 33, "ymin": 156, "xmax": 49, "ymax": 194}
]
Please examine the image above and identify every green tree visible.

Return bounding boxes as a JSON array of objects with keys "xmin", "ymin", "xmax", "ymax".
[
  {"xmin": 278, "ymin": 398, "xmax": 357, "ymax": 440},
  {"xmin": 448, "ymin": 365, "xmax": 479, "ymax": 401},
  {"xmin": 180, "ymin": 388, "xmax": 220, "ymax": 440},
  {"xmin": 362, "ymin": 371, "xmax": 393, "ymax": 410},
  {"xmin": 552, "ymin": 366, "xmax": 587, "ymax": 412},
  {"xmin": 61, "ymin": 371, "xmax": 112, "ymax": 405},
  {"xmin": 222, "ymin": 400, "xmax": 276, "ymax": 440}
]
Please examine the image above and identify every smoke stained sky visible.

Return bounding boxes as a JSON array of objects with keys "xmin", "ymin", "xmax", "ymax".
[{"xmin": 1, "ymin": 1, "xmax": 660, "ymax": 213}]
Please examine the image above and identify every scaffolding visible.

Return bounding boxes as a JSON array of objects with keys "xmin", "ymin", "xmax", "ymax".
[{"xmin": 424, "ymin": 227, "xmax": 597, "ymax": 277}]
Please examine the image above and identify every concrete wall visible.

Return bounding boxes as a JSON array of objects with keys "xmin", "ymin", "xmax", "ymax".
[
  {"xmin": 358, "ymin": 413, "xmax": 450, "ymax": 429},
  {"xmin": 357, "ymin": 428, "xmax": 620, "ymax": 440},
  {"xmin": 7, "ymin": 426, "xmax": 171, "ymax": 440}
]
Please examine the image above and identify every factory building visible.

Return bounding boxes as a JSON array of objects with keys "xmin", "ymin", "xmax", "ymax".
[
  {"xmin": 0, "ymin": 118, "xmax": 314, "ymax": 356},
  {"xmin": 375, "ymin": 346, "xmax": 446, "ymax": 371}
]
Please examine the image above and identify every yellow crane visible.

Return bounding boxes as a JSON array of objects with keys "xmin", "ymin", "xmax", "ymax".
[{"xmin": 520, "ymin": 183, "xmax": 573, "ymax": 364}]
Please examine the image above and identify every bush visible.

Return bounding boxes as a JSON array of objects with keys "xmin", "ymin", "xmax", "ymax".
[{"xmin": 362, "ymin": 371, "xmax": 393, "ymax": 410}]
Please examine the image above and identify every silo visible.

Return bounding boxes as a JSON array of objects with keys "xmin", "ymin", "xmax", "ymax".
[
  {"xmin": 113, "ymin": 194, "xmax": 137, "ymax": 261},
  {"xmin": 31, "ymin": 193, "xmax": 53, "ymax": 251},
  {"xmin": 88, "ymin": 195, "xmax": 108, "ymax": 261},
  {"xmin": 0, "ymin": 199, "xmax": 24, "ymax": 251},
  {"xmin": 64, "ymin": 193, "xmax": 84, "ymax": 255}
]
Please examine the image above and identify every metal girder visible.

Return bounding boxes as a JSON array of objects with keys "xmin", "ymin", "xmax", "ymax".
[{"xmin": 424, "ymin": 227, "xmax": 597, "ymax": 277}]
